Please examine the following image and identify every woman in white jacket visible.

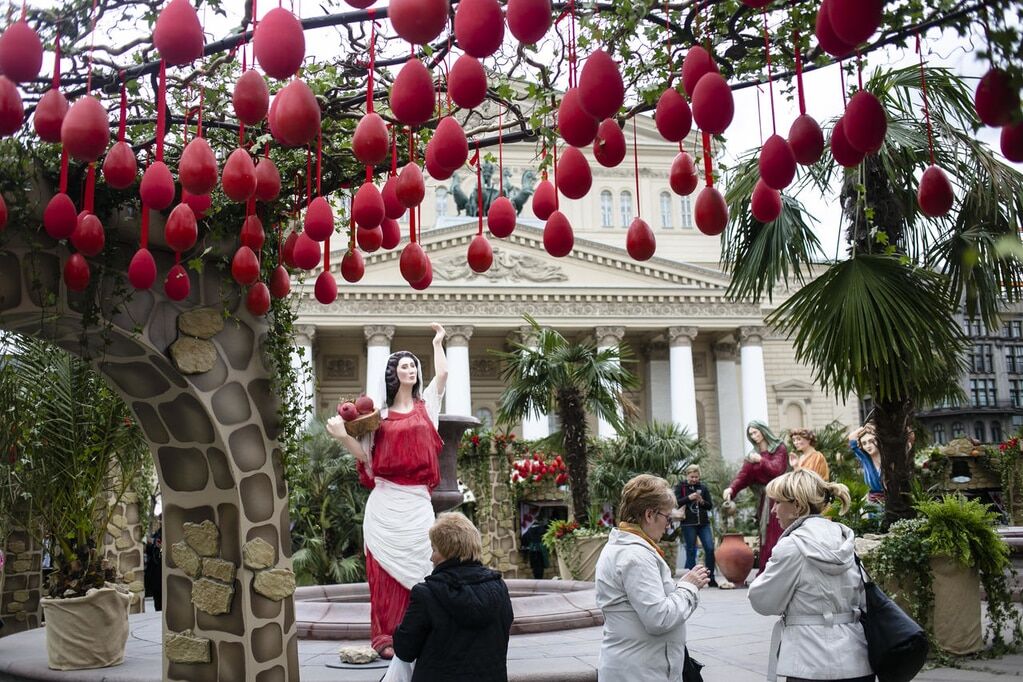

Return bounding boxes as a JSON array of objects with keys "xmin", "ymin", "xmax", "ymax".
[
  {"xmin": 748, "ymin": 470, "xmax": 874, "ymax": 682},
  {"xmin": 595, "ymin": 474, "xmax": 710, "ymax": 681}
]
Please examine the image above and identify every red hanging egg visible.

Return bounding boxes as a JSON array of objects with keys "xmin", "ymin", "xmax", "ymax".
[
  {"xmin": 382, "ymin": 176, "xmax": 407, "ymax": 220},
  {"xmin": 140, "ymin": 161, "xmax": 175, "ymax": 210},
  {"xmin": 396, "ymin": 163, "xmax": 426, "ymax": 208},
  {"xmin": 0, "ymin": 76, "xmax": 23, "ymax": 136},
  {"xmin": 390, "ymin": 59, "xmax": 436, "ymax": 127},
  {"xmin": 0, "ymin": 20, "xmax": 42, "ymax": 83},
  {"xmin": 425, "ymin": 143, "xmax": 455, "ymax": 181},
  {"xmin": 655, "ymin": 88, "xmax": 692, "ymax": 143},
  {"xmin": 381, "ymin": 217, "xmax": 402, "ymax": 249},
  {"xmin": 557, "ymin": 146, "xmax": 592, "ymax": 200},
  {"xmin": 487, "ymin": 195, "xmax": 517, "ymax": 238},
  {"xmin": 181, "ymin": 190, "xmax": 211, "ymax": 217},
  {"xmin": 400, "ymin": 241, "xmax": 429, "ymax": 282},
  {"xmin": 448, "ymin": 55, "xmax": 488, "ymax": 110},
  {"xmin": 314, "ymin": 271, "xmax": 337, "ymax": 303},
  {"xmin": 410, "ymin": 256, "xmax": 433, "ymax": 290},
  {"xmin": 353, "ymin": 112, "xmax": 389, "ymax": 166},
  {"xmin": 254, "ymin": 157, "xmax": 282, "ymax": 201},
  {"xmin": 432, "ymin": 117, "xmax": 469, "ymax": 171},
  {"xmin": 102, "ymin": 141, "xmax": 138, "ymax": 189},
  {"xmin": 578, "ymin": 50, "xmax": 624, "ymax": 121},
  {"xmin": 246, "ymin": 282, "xmax": 271, "ymax": 316},
  {"xmin": 353, "ymin": 181, "xmax": 385, "ymax": 229},
  {"xmin": 0, "ymin": 193, "xmax": 6, "ymax": 230},
  {"xmin": 282, "ymin": 230, "xmax": 300, "ymax": 267},
  {"xmin": 164, "ymin": 263, "xmax": 190, "ymax": 301},
  {"xmin": 455, "ymin": 0, "xmax": 505, "ymax": 58},
  {"xmin": 275, "ymin": 79, "xmax": 321, "ymax": 147},
  {"xmin": 467, "ymin": 234, "xmax": 493, "ymax": 272},
  {"xmin": 751, "ymin": 178, "xmax": 782, "ymax": 223},
  {"xmin": 558, "ymin": 87, "xmax": 599, "ymax": 148},
  {"xmin": 304, "ymin": 196, "xmax": 334, "ymax": 241},
  {"xmin": 593, "ymin": 118, "xmax": 626, "ymax": 168},
  {"xmin": 344, "ymin": 0, "xmax": 377, "ymax": 7},
  {"xmin": 233, "ymin": 70, "xmax": 270, "ymax": 125},
  {"xmin": 232, "ymin": 245, "xmax": 261, "ymax": 285},
  {"xmin": 844, "ymin": 90, "xmax": 887, "ymax": 154},
  {"xmin": 681, "ymin": 46, "xmax": 719, "ymax": 100},
  {"xmin": 269, "ymin": 264, "xmax": 291, "ymax": 299},
  {"xmin": 543, "ymin": 210, "xmax": 573, "ymax": 257},
  {"xmin": 389, "ymin": 0, "xmax": 448, "ymax": 45},
  {"xmin": 179, "ymin": 137, "xmax": 218, "ymax": 195},
  {"xmin": 254, "ymin": 7, "xmax": 305, "ymax": 79},
  {"xmin": 34, "ymin": 89, "xmax": 69, "ymax": 143},
  {"xmin": 61, "ymin": 96, "xmax": 110, "ymax": 162},
  {"xmin": 341, "ymin": 248, "xmax": 365, "ymax": 283},
  {"xmin": 788, "ymin": 114, "xmax": 825, "ymax": 166},
  {"xmin": 128, "ymin": 248, "xmax": 157, "ymax": 290},
  {"xmin": 694, "ymin": 185, "xmax": 728, "ymax": 236},
  {"xmin": 827, "ymin": 0, "xmax": 883, "ymax": 46},
  {"xmin": 164, "ymin": 203, "xmax": 198, "ymax": 252},
  {"xmin": 975, "ymin": 68, "xmax": 1020, "ymax": 127},
  {"xmin": 357, "ymin": 224, "xmax": 384, "ymax": 253},
  {"xmin": 759, "ymin": 134, "xmax": 797, "ymax": 190},
  {"xmin": 44, "ymin": 193, "xmax": 77, "ymax": 239},
  {"xmin": 917, "ymin": 165, "xmax": 954, "ymax": 218},
  {"xmin": 292, "ymin": 231, "xmax": 321, "ymax": 269},
  {"xmin": 626, "ymin": 217, "xmax": 656, "ymax": 261},
  {"xmin": 815, "ymin": 1, "xmax": 855, "ymax": 58},
  {"xmin": 692, "ymin": 73, "xmax": 734, "ymax": 135},
  {"xmin": 532, "ymin": 178, "xmax": 556, "ymax": 220},
  {"xmin": 241, "ymin": 215, "xmax": 265, "ymax": 251},
  {"xmin": 507, "ymin": 0, "xmax": 551, "ymax": 44},
  {"xmin": 669, "ymin": 151, "xmax": 699, "ymax": 196},
  {"xmin": 830, "ymin": 117, "xmax": 865, "ymax": 168},
  {"xmin": 63, "ymin": 253, "xmax": 90, "ymax": 292},
  {"xmin": 71, "ymin": 213, "xmax": 105, "ymax": 257},
  {"xmin": 153, "ymin": 0, "xmax": 204, "ymax": 66},
  {"xmin": 222, "ymin": 147, "xmax": 257, "ymax": 202},
  {"xmin": 1002, "ymin": 121, "xmax": 1023, "ymax": 163}
]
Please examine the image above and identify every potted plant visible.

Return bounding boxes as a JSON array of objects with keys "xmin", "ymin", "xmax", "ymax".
[
  {"xmin": 989, "ymin": 435, "xmax": 1023, "ymax": 525},
  {"xmin": 541, "ymin": 519, "xmax": 608, "ymax": 582},
  {"xmin": 0, "ymin": 334, "xmax": 151, "ymax": 670}
]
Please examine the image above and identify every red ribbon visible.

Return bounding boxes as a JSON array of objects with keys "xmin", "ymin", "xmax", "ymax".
[
  {"xmin": 84, "ymin": 163, "xmax": 96, "ymax": 213},
  {"xmin": 474, "ymin": 142, "xmax": 483, "ymax": 236},
  {"xmin": 794, "ymin": 30, "xmax": 807, "ymax": 117},
  {"xmin": 156, "ymin": 60, "xmax": 166, "ymax": 162},
  {"xmin": 701, "ymin": 131, "xmax": 713, "ymax": 187},
  {"xmin": 762, "ymin": 10, "xmax": 777, "ymax": 136},
  {"xmin": 117, "ymin": 74, "xmax": 127, "ymax": 142},
  {"xmin": 632, "ymin": 118, "xmax": 641, "ymax": 217}
]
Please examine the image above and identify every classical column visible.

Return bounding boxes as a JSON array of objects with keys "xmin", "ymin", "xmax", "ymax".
[
  {"xmin": 645, "ymin": 340, "xmax": 672, "ymax": 424},
  {"xmin": 715, "ymin": 337, "xmax": 744, "ymax": 462},
  {"xmin": 596, "ymin": 326, "xmax": 626, "ymax": 439},
  {"xmin": 518, "ymin": 326, "xmax": 551, "ymax": 440},
  {"xmin": 364, "ymin": 325, "xmax": 395, "ymax": 409},
  {"xmin": 668, "ymin": 326, "xmax": 699, "ymax": 437},
  {"xmin": 292, "ymin": 324, "xmax": 317, "ymax": 422},
  {"xmin": 445, "ymin": 325, "xmax": 474, "ymax": 416},
  {"xmin": 739, "ymin": 326, "xmax": 770, "ymax": 453}
]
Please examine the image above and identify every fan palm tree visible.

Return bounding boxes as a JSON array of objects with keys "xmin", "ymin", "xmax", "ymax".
[
  {"xmin": 723, "ymin": 65, "xmax": 1023, "ymax": 521},
  {"xmin": 494, "ymin": 316, "xmax": 639, "ymax": 524}
]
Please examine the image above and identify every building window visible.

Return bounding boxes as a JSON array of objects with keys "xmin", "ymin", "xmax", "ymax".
[
  {"xmin": 474, "ymin": 407, "xmax": 493, "ymax": 428},
  {"xmin": 1011, "ymin": 379, "xmax": 1023, "ymax": 408},
  {"xmin": 435, "ymin": 187, "xmax": 448, "ymax": 217},
  {"xmin": 1007, "ymin": 345, "xmax": 1023, "ymax": 373},
  {"xmin": 991, "ymin": 421, "xmax": 1003, "ymax": 443},
  {"xmin": 659, "ymin": 192, "xmax": 673, "ymax": 229},
  {"xmin": 679, "ymin": 195, "xmax": 693, "ymax": 229},
  {"xmin": 970, "ymin": 344, "xmax": 994, "ymax": 373},
  {"xmin": 973, "ymin": 420, "xmax": 986, "ymax": 442},
  {"xmin": 619, "ymin": 191, "xmax": 633, "ymax": 227},
  {"xmin": 932, "ymin": 424, "xmax": 946, "ymax": 445},
  {"xmin": 952, "ymin": 421, "xmax": 965, "ymax": 437},
  {"xmin": 963, "ymin": 319, "xmax": 986, "ymax": 337},
  {"xmin": 600, "ymin": 190, "xmax": 613, "ymax": 228},
  {"xmin": 1013, "ymin": 321, "xmax": 1023, "ymax": 338},
  {"xmin": 970, "ymin": 378, "xmax": 997, "ymax": 407},
  {"xmin": 339, "ymin": 192, "xmax": 352, "ymax": 221}
]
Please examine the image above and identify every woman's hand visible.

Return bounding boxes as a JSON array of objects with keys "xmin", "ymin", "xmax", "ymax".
[
  {"xmin": 325, "ymin": 415, "xmax": 348, "ymax": 441},
  {"xmin": 431, "ymin": 322, "xmax": 446, "ymax": 345},
  {"xmin": 722, "ymin": 487, "xmax": 733, "ymax": 502},
  {"xmin": 679, "ymin": 565, "xmax": 710, "ymax": 589},
  {"xmin": 746, "ymin": 452, "xmax": 762, "ymax": 464}
]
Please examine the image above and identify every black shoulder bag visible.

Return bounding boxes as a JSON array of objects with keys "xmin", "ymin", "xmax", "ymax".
[
  {"xmin": 682, "ymin": 646, "xmax": 704, "ymax": 682},
  {"xmin": 854, "ymin": 555, "xmax": 929, "ymax": 682}
]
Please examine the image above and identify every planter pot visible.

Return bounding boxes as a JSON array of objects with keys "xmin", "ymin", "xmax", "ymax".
[
  {"xmin": 555, "ymin": 535, "xmax": 607, "ymax": 582},
  {"xmin": 715, "ymin": 533, "xmax": 754, "ymax": 584},
  {"xmin": 930, "ymin": 556, "xmax": 983, "ymax": 655},
  {"xmin": 40, "ymin": 587, "xmax": 131, "ymax": 670}
]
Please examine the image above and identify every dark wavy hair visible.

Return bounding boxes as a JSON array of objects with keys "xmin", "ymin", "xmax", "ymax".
[{"xmin": 384, "ymin": 351, "xmax": 422, "ymax": 406}]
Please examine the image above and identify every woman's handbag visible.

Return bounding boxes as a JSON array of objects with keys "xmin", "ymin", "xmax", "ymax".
[
  {"xmin": 682, "ymin": 646, "xmax": 704, "ymax": 682},
  {"xmin": 854, "ymin": 555, "xmax": 928, "ymax": 682}
]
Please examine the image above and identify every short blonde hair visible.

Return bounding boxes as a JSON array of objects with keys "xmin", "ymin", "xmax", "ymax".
[
  {"xmin": 766, "ymin": 469, "xmax": 851, "ymax": 516},
  {"xmin": 619, "ymin": 474, "xmax": 675, "ymax": 524},
  {"xmin": 685, "ymin": 464, "xmax": 701, "ymax": 475},
  {"xmin": 429, "ymin": 512, "xmax": 482, "ymax": 563}
]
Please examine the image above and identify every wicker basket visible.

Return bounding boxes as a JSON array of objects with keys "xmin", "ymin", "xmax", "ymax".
[{"xmin": 344, "ymin": 409, "xmax": 381, "ymax": 438}]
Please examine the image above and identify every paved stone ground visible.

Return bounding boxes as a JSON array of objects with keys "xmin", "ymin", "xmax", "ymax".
[{"xmin": 0, "ymin": 588, "xmax": 1020, "ymax": 681}]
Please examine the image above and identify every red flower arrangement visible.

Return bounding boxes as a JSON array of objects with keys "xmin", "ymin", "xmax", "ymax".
[{"xmin": 509, "ymin": 451, "xmax": 569, "ymax": 496}]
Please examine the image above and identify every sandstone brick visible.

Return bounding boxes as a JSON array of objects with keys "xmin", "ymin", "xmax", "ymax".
[
  {"xmin": 191, "ymin": 578, "xmax": 234, "ymax": 616},
  {"xmin": 253, "ymin": 569, "xmax": 295, "ymax": 602}
]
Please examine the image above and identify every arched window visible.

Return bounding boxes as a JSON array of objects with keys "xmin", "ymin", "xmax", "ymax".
[
  {"xmin": 600, "ymin": 190, "xmax": 613, "ymax": 228},
  {"xmin": 435, "ymin": 187, "xmax": 449, "ymax": 217},
  {"xmin": 932, "ymin": 424, "xmax": 946, "ymax": 444},
  {"xmin": 951, "ymin": 421, "xmax": 965, "ymax": 438},
  {"xmin": 679, "ymin": 195, "xmax": 693, "ymax": 229},
  {"xmin": 991, "ymin": 421, "xmax": 1003, "ymax": 443},
  {"xmin": 620, "ymin": 190, "xmax": 633, "ymax": 227},
  {"xmin": 475, "ymin": 407, "xmax": 494, "ymax": 429},
  {"xmin": 659, "ymin": 192, "xmax": 673, "ymax": 229},
  {"xmin": 973, "ymin": 421, "xmax": 986, "ymax": 442}
]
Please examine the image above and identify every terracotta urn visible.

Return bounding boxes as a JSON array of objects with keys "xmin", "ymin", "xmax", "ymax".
[{"xmin": 715, "ymin": 533, "xmax": 755, "ymax": 584}]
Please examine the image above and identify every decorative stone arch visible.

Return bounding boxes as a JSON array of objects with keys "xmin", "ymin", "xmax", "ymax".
[
  {"xmin": 0, "ymin": 243, "xmax": 297, "ymax": 682},
  {"xmin": 772, "ymin": 379, "xmax": 814, "ymax": 432}
]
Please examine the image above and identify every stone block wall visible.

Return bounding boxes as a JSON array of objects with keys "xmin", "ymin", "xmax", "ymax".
[
  {"xmin": 102, "ymin": 491, "xmax": 146, "ymax": 613},
  {"xmin": 0, "ymin": 528, "xmax": 43, "ymax": 636}
]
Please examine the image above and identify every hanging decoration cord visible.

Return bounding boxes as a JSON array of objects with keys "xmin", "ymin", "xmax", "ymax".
[
  {"xmin": 632, "ymin": 118, "xmax": 641, "ymax": 217},
  {"xmin": 916, "ymin": 33, "xmax": 936, "ymax": 167},
  {"xmin": 701, "ymin": 131, "xmax": 714, "ymax": 187},
  {"xmin": 794, "ymin": 30, "xmax": 807, "ymax": 116},
  {"xmin": 367, "ymin": 11, "xmax": 376, "ymax": 113},
  {"xmin": 472, "ymin": 143, "xmax": 483, "ymax": 236},
  {"xmin": 498, "ymin": 108, "xmax": 504, "ymax": 197},
  {"xmin": 761, "ymin": 9, "xmax": 777, "ymax": 136},
  {"xmin": 117, "ymin": 72, "xmax": 128, "ymax": 142},
  {"xmin": 156, "ymin": 60, "xmax": 167, "ymax": 162}
]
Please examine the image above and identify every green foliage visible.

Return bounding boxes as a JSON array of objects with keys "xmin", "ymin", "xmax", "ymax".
[
  {"xmin": 914, "ymin": 495, "xmax": 1009, "ymax": 577},
  {"xmin": 824, "ymin": 478, "xmax": 885, "ymax": 535}
]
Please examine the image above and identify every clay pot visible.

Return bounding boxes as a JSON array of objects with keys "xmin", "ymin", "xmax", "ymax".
[{"xmin": 715, "ymin": 533, "xmax": 754, "ymax": 584}]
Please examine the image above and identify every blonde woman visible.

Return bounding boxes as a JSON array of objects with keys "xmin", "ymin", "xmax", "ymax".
[
  {"xmin": 748, "ymin": 470, "xmax": 873, "ymax": 682},
  {"xmin": 595, "ymin": 474, "xmax": 710, "ymax": 681}
]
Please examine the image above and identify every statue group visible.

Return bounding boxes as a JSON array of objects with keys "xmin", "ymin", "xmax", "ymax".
[{"xmin": 449, "ymin": 163, "xmax": 538, "ymax": 217}]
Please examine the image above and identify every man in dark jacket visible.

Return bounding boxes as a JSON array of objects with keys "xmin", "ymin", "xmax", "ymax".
[
  {"xmin": 393, "ymin": 512, "xmax": 514, "ymax": 681},
  {"xmin": 674, "ymin": 464, "xmax": 718, "ymax": 587}
]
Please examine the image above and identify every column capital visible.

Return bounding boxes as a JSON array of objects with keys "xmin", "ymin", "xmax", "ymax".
[
  {"xmin": 446, "ymin": 325, "xmax": 475, "ymax": 347},
  {"xmin": 293, "ymin": 324, "xmax": 317, "ymax": 346},
  {"xmin": 713, "ymin": 336, "xmax": 737, "ymax": 361},
  {"xmin": 739, "ymin": 326, "xmax": 766, "ymax": 346},
  {"xmin": 594, "ymin": 326, "xmax": 626, "ymax": 347},
  {"xmin": 364, "ymin": 325, "xmax": 396, "ymax": 347},
  {"xmin": 668, "ymin": 326, "xmax": 699, "ymax": 347}
]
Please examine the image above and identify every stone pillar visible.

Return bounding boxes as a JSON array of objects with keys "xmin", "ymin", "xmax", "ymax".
[
  {"xmin": 668, "ymin": 326, "xmax": 699, "ymax": 437},
  {"xmin": 715, "ymin": 337, "xmax": 744, "ymax": 463},
  {"xmin": 292, "ymin": 324, "xmax": 317, "ymax": 422},
  {"xmin": 595, "ymin": 326, "xmax": 626, "ymax": 439},
  {"xmin": 364, "ymin": 325, "xmax": 395, "ymax": 409},
  {"xmin": 645, "ymin": 340, "xmax": 672, "ymax": 424},
  {"xmin": 0, "ymin": 526, "xmax": 43, "ymax": 636},
  {"xmin": 517, "ymin": 327, "xmax": 550, "ymax": 440},
  {"xmin": 740, "ymin": 326, "xmax": 770, "ymax": 454},
  {"xmin": 445, "ymin": 326, "xmax": 474, "ymax": 416}
]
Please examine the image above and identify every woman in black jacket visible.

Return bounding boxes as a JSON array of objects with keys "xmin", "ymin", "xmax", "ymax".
[
  {"xmin": 674, "ymin": 464, "xmax": 718, "ymax": 587},
  {"xmin": 391, "ymin": 512, "xmax": 514, "ymax": 682}
]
